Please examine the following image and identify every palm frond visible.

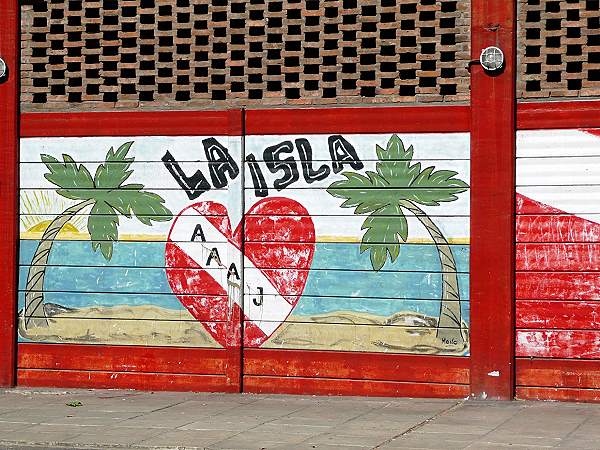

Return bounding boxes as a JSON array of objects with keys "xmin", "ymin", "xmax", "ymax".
[
  {"xmin": 359, "ymin": 203, "xmax": 408, "ymax": 271},
  {"xmin": 41, "ymin": 154, "xmax": 96, "ymax": 201},
  {"xmin": 94, "ymin": 141, "xmax": 135, "ymax": 189},
  {"xmin": 105, "ymin": 184, "xmax": 172, "ymax": 225},
  {"xmin": 87, "ymin": 201, "xmax": 119, "ymax": 260}
]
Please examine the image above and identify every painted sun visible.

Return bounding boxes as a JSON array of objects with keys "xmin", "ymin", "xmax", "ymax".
[{"xmin": 20, "ymin": 190, "xmax": 85, "ymax": 234}]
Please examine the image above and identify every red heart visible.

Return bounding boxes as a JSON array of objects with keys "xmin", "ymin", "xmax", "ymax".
[{"xmin": 165, "ymin": 197, "xmax": 315, "ymax": 347}]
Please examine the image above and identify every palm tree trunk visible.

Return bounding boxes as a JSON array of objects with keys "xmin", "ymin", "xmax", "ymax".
[
  {"xmin": 23, "ymin": 199, "xmax": 94, "ymax": 329},
  {"xmin": 398, "ymin": 200, "xmax": 465, "ymax": 346}
]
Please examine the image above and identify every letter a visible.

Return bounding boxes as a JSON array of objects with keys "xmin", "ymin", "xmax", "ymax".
[
  {"xmin": 203, "ymin": 138, "xmax": 240, "ymax": 189},
  {"xmin": 191, "ymin": 224, "xmax": 206, "ymax": 242},
  {"xmin": 206, "ymin": 248, "xmax": 222, "ymax": 266},
  {"xmin": 328, "ymin": 135, "xmax": 364, "ymax": 173},
  {"xmin": 228, "ymin": 263, "xmax": 240, "ymax": 280}
]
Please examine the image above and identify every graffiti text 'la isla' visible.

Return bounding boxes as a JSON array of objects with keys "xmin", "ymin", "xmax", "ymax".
[{"xmin": 162, "ymin": 135, "xmax": 364, "ymax": 199}]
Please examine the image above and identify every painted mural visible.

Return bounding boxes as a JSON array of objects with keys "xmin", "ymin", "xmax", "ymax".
[
  {"xmin": 19, "ymin": 133, "xmax": 470, "ymax": 355},
  {"xmin": 516, "ymin": 128, "xmax": 600, "ymax": 359}
]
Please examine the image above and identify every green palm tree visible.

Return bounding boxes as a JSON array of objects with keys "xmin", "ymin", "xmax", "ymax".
[
  {"xmin": 327, "ymin": 135, "xmax": 469, "ymax": 347},
  {"xmin": 23, "ymin": 142, "xmax": 172, "ymax": 329}
]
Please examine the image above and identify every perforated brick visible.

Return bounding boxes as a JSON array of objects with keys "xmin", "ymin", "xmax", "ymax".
[
  {"xmin": 20, "ymin": 0, "xmax": 471, "ymax": 111},
  {"xmin": 518, "ymin": 0, "xmax": 600, "ymax": 100}
]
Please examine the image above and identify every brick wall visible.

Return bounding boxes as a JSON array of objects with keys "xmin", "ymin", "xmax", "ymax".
[
  {"xmin": 517, "ymin": 0, "xmax": 600, "ymax": 100},
  {"xmin": 20, "ymin": 0, "xmax": 471, "ymax": 112}
]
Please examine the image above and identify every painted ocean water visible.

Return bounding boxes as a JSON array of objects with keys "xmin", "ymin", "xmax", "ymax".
[{"xmin": 19, "ymin": 240, "xmax": 470, "ymax": 323}]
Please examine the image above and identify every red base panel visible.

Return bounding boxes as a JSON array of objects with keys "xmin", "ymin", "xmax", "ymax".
[
  {"xmin": 516, "ymin": 387, "xmax": 600, "ymax": 403},
  {"xmin": 18, "ymin": 345, "xmax": 469, "ymax": 397},
  {"xmin": 18, "ymin": 369, "xmax": 233, "ymax": 392},
  {"xmin": 516, "ymin": 358, "xmax": 600, "ymax": 402},
  {"xmin": 18, "ymin": 343, "xmax": 232, "ymax": 392},
  {"xmin": 244, "ymin": 349, "xmax": 469, "ymax": 398},
  {"xmin": 244, "ymin": 376, "xmax": 469, "ymax": 398},
  {"xmin": 244, "ymin": 349, "xmax": 469, "ymax": 383},
  {"xmin": 18, "ymin": 343, "xmax": 227, "ymax": 374}
]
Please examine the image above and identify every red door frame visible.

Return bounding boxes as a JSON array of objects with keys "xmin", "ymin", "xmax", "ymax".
[
  {"xmin": 469, "ymin": 2, "xmax": 517, "ymax": 399},
  {"xmin": 0, "ymin": 0, "xmax": 19, "ymax": 387}
]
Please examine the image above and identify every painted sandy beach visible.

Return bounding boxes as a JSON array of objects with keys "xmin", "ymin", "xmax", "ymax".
[
  {"xmin": 19, "ymin": 305, "xmax": 468, "ymax": 355},
  {"xmin": 18, "ymin": 305, "xmax": 221, "ymax": 348}
]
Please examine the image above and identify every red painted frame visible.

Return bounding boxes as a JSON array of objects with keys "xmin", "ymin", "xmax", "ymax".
[
  {"xmin": 17, "ymin": 106, "xmax": 471, "ymax": 397},
  {"xmin": 0, "ymin": 0, "xmax": 19, "ymax": 387},
  {"xmin": 245, "ymin": 105, "xmax": 470, "ymax": 135},
  {"xmin": 16, "ymin": 110, "xmax": 244, "ymax": 393},
  {"xmin": 469, "ymin": 1, "xmax": 517, "ymax": 400},
  {"xmin": 515, "ymin": 101, "xmax": 600, "ymax": 402},
  {"xmin": 517, "ymin": 101, "xmax": 600, "ymax": 130},
  {"xmin": 20, "ymin": 110, "xmax": 243, "ymax": 137}
]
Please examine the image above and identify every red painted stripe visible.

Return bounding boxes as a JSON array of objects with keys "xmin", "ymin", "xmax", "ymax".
[
  {"xmin": 244, "ymin": 349, "xmax": 469, "ymax": 384},
  {"xmin": 516, "ymin": 387, "xmax": 600, "ymax": 403},
  {"xmin": 20, "ymin": 110, "xmax": 243, "ymax": 137},
  {"xmin": 516, "ymin": 330, "xmax": 600, "ymax": 359},
  {"xmin": 516, "ymin": 215, "xmax": 600, "ymax": 243},
  {"xmin": 243, "ymin": 376, "xmax": 468, "ymax": 398},
  {"xmin": 517, "ymin": 101, "xmax": 600, "ymax": 130},
  {"xmin": 516, "ymin": 358, "xmax": 600, "ymax": 390},
  {"xmin": 516, "ymin": 193, "xmax": 564, "ymax": 215},
  {"xmin": 18, "ymin": 369, "xmax": 233, "ymax": 392},
  {"xmin": 469, "ymin": 0, "xmax": 516, "ymax": 400},
  {"xmin": 516, "ymin": 243, "xmax": 600, "ymax": 271},
  {"xmin": 0, "ymin": 0, "xmax": 19, "ymax": 387},
  {"xmin": 516, "ymin": 300, "xmax": 600, "ymax": 329},
  {"xmin": 18, "ymin": 343, "xmax": 227, "ymax": 375},
  {"xmin": 244, "ymin": 106, "xmax": 470, "ymax": 135},
  {"xmin": 583, "ymin": 129, "xmax": 600, "ymax": 139},
  {"xmin": 516, "ymin": 271, "xmax": 600, "ymax": 300}
]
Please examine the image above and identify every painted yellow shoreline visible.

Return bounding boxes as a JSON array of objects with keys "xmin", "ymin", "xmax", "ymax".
[{"xmin": 20, "ymin": 231, "xmax": 470, "ymax": 245}]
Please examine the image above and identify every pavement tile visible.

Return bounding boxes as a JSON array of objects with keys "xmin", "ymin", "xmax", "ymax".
[
  {"xmin": 407, "ymin": 432, "xmax": 483, "ymax": 442},
  {"xmin": 489, "ymin": 416, "xmax": 582, "ymax": 439},
  {"xmin": 305, "ymin": 432, "xmax": 393, "ymax": 447},
  {"xmin": 412, "ymin": 423, "xmax": 493, "ymax": 436},
  {"xmin": 557, "ymin": 437, "xmax": 600, "ymax": 449},
  {"xmin": 138, "ymin": 429, "xmax": 238, "ymax": 448},
  {"xmin": 272, "ymin": 416, "xmax": 352, "ymax": 427},
  {"xmin": 59, "ymin": 426, "xmax": 165, "ymax": 446},
  {"xmin": 275, "ymin": 445, "xmax": 372, "ymax": 450},
  {"xmin": 464, "ymin": 443, "xmax": 554, "ymax": 449},
  {"xmin": 564, "ymin": 418, "xmax": 600, "ymax": 439},
  {"xmin": 476, "ymin": 433, "xmax": 563, "ymax": 447},
  {"xmin": 378, "ymin": 435, "xmax": 471, "ymax": 449},
  {"xmin": 207, "ymin": 430, "xmax": 309, "ymax": 448},
  {"xmin": 278, "ymin": 443, "xmax": 373, "ymax": 450},
  {"xmin": 330, "ymin": 423, "xmax": 414, "ymax": 437},
  {"xmin": 39, "ymin": 414, "xmax": 132, "ymax": 427},
  {"xmin": 181, "ymin": 416, "xmax": 267, "ymax": 431},
  {"xmin": 250, "ymin": 421, "xmax": 331, "ymax": 435},
  {"xmin": 116, "ymin": 410, "xmax": 198, "ymax": 429},
  {"xmin": 0, "ymin": 423, "xmax": 82, "ymax": 445}
]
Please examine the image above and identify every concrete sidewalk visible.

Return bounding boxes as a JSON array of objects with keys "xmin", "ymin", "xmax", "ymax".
[{"xmin": 0, "ymin": 389, "xmax": 597, "ymax": 449}]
